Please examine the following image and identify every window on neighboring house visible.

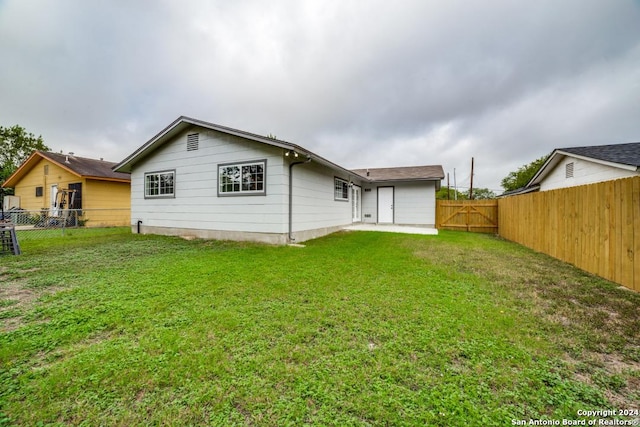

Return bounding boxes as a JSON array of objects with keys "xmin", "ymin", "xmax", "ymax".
[
  {"xmin": 566, "ymin": 162, "xmax": 574, "ymax": 178},
  {"xmin": 68, "ymin": 183, "xmax": 82, "ymax": 209},
  {"xmin": 218, "ymin": 160, "xmax": 266, "ymax": 195},
  {"xmin": 145, "ymin": 171, "xmax": 175, "ymax": 198},
  {"xmin": 35, "ymin": 186, "xmax": 43, "ymax": 197},
  {"xmin": 187, "ymin": 133, "xmax": 199, "ymax": 151},
  {"xmin": 334, "ymin": 177, "xmax": 349, "ymax": 201}
]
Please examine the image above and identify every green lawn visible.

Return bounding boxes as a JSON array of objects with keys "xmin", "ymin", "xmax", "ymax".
[{"xmin": 1, "ymin": 228, "xmax": 639, "ymax": 426}]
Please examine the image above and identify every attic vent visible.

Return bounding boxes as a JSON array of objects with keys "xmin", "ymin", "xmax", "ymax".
[
  {"xmin": 187, "ymin": 133, "xmax": 199, "ymax": 151},
  {"xmin": 565, "ymin": 162, "xmax": 574, "ymax": 178}
]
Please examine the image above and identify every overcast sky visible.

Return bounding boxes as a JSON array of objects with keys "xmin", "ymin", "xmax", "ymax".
[{"xmin": 1, "ymin": 1, "xmax": 639, "ymax": 192}]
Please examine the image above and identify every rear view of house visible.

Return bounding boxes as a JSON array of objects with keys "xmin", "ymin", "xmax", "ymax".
[
  {"xmin": 114, "ymin": 116, "xmax": 444, "ymax": 244},
  {"xmin": 2, "ymin": 151, "xmax": 131, "ymax": 227}
]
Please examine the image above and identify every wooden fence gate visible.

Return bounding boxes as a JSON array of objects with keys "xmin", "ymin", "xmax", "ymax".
[{"xmin": 436, "ymin": 200, "xmax": 498, "ymax": 233}]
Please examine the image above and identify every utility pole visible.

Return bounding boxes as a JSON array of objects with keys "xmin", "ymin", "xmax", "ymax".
[
  {"xmin": 446, "ymin": 173, "xmax": 450, "ymax": 200},
  {"xmin": 469, "ymin": 157, "xmax": 475, "ymax": 200},
  {"xmin": 453, "ymin": 168, "xmax": 457, "ymax": 200}
]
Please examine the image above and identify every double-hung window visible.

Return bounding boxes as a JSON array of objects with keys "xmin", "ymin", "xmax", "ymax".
[
  {"xmin": 218, "ymin": 160, "xmax": 266, "ymax": 195},
  {"xmin": 334, "ymin": 178, "xmax": 349, "ymax": 201},
  {"xmin": 145, "ymin": 171, "xmax": 175, "ymax": 198}
]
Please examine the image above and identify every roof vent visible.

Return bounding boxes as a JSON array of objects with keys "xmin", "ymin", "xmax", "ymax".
[
  {"xmin": 65, "ymin": 155, "xmax": 70, "ymax": 164},
  {"xmin": 565, "ymin": 162, "xmax": 574, "ymax": 178},
  {"xmin": 366, "ymin": 169, "xmax": 370, "ymax": 177},
  {"xmin": 187, "ymin": 133, "xmax": 199, "ymax": 151}
]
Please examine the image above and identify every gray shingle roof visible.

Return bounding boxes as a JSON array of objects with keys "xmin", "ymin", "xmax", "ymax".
[
  {"xmin": 351, "ymin": 165, "xmax": 444, "ymax": 181},
  {"xmin": 39, "ymin": 151, "xmax": 131, "ymax": 181},
  {"xmin": 560, "ymin": 142, "xmax": 640, "ymax": 167}
]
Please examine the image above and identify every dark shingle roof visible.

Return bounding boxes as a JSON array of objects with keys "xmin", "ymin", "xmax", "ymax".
[
  {"xmin": 40, "ymin": 151, "xmax": 131, "ymax": 181},
  {"xmin": 351, "ymin": 165, "xmax": 444, "ymax": 181},
  {"xmin": 559, "ymin": 142, "xmax": 640, "ymax": 167}
]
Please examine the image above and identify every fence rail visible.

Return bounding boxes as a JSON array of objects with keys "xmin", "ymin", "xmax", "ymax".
[
  {"xmin": 498, "ymin": 177, "xmax": 640, "ymax": 292},
  {"xmin": 2, "ymin": 208, "xmax": 130, "ymax": 239}
]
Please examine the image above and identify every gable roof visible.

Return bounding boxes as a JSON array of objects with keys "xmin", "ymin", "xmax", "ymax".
[
  {"xmin": 113, "ymin": 116, "xmax": 356, "ymax": 178},
  {"xmin": 351, "ymin": 165, "xmax": 444, "ymax": 182},
  {"xmin": 2, "ymin": 151, "xmax": 130, "ymax": 188},
  {"xmin": 527, "ymin": 142, "xmax": 640, "ymax": 187},
  {"xmin": 113, "ymin": 116, "xmax": 444, "ymax": 185},
  {"xmin": 559, "ymin": 142, "xmax": 640, "ymax": 167}
]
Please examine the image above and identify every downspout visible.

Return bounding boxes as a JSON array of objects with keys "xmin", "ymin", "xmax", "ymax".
[{"xmin": 288, "ymin": 156, "xmax": 312, "ymax": 242}]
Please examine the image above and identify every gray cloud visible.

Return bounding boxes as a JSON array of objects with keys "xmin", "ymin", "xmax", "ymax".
[{"xmin": 1, "ymin": 0, "xmax": 639, "ymax": 192}]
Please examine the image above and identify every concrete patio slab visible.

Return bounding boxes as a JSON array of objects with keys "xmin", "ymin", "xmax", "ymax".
[{"xmin": 343, "ymin": 224, "xmax": 438, "ymax": 235}]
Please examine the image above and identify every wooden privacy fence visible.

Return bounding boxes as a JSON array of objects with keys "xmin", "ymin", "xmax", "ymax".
[
  {"xmin": 498, "ymin": 177, "xmax": 640, "ymax": 292},
  {"xmin": 436, "ymin": 200, "xmax": 498, "ymax": 233}
]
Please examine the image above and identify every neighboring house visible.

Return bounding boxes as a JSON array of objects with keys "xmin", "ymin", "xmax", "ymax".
[
  {"xmin": 503, "ymin": 142, "xmax": 640, "ymax": 195},
  {"xmin": 113, "ymin": 116, "xmax": 444, "ymax": 244},
  {"xmin": 2, "ymin": 151, "xmax": 131, "ymax": 226}
]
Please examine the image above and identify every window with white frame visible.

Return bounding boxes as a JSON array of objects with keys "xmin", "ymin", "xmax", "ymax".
[
  {"xmin": 144, "ymin": 171, "xmax": 175, "ymax": 198},
  {"xmin": 334, "ymin": 177, "xmax": 349, "ymax": 201},
  {"xmin": 218, "ymin": 160, "xmax": 266, "ymax": 195}
]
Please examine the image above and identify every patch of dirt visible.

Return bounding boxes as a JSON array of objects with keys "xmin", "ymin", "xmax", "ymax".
[
  {"xmin": 0, "ymin": 280, "xmax": 37, "ymax": 304},
  {"xmin": 593, "ymin": 352, "xmax": 640, "ymax": 373},
  {"xmin": 0, "ymin": 276, "xmax": 64, "ymax": 332},
  {"xmin": 563, "ymin": 350, "xmax": 640, "ymax": 409}
]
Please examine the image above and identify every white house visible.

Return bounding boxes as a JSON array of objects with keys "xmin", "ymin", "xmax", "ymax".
[
  {"xmin": 113, "ymin": 117, "xmax": 444, "ymax": 244},
  {"xmin": 503, "ymin": 142, "xmax": 640, "ymax": 196}
]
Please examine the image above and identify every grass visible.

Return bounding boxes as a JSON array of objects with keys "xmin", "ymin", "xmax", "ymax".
[{"xmin": 1, "ymin": 228, "xmax": 639, "ymax": 426}]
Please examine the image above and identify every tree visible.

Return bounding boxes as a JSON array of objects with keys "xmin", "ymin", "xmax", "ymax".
[
  {"xmin": 0, "ymin": 125, "xmax": 49, "ymax": 186},
  {"xmin": 467, "ymin": 188, "xmax": 496, "ymax": 200},
  {"xmin": 436, "ymin": 187, "xmax": 468, "ymax": 200},
  {"xmin": 500, "ymin": 155, "xmax": 548, "ymax": 192}
]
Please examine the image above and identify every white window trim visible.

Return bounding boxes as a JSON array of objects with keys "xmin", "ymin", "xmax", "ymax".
[
  {"xmin": 218, "ymin": 160, "xmax": 267, "ymax": 196},
  {"xmin": 334, "ymin": 177, "xmax": 349, "ymax": 201},
  {"xmin": 144, "ymin": 170, "xmax": 176, "ymax": 199}
]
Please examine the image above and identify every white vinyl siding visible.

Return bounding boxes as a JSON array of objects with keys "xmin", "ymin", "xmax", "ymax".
[
  {"xmin": 291, "ymin": 162, "xmax": 356, "ymax": 233},
  {"xmin": 361, "ymin": 188, "xmax": 377, "ymax": 223},
  {"xmin": 130, "ymin": 129, "xmax": 288, "ymax": 234},
  {"xmin": 361, "ymin": 182, "xmax": 437, "ymax": 226},
  {"xmin": 394, "ymin": 182, "xmax": 436, "ymax": 225}
]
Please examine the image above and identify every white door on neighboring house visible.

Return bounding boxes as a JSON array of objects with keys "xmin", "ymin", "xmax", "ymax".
[
  {"xmin": 50, "ymin": 184, "xmax": 59, "ymax": 216},
  {"xmin": 351, "ymin": 186, "xmax": 361, "ymax": 222},
  {"xmin": 377, "ymin": 187, "xmax": 394, "ymax": 223}
]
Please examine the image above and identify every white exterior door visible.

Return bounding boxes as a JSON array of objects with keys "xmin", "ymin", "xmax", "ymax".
[
  {"xmin": 351, "ymin": 186, "xmax": 361, "ymax": 222},
  {"xmin": 378, "ymin": 187, "xmax": 394, "ymax": 223},
  {"xmin": 50, "ymin": 184, "xmax": 59, "ymax": 216}
]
